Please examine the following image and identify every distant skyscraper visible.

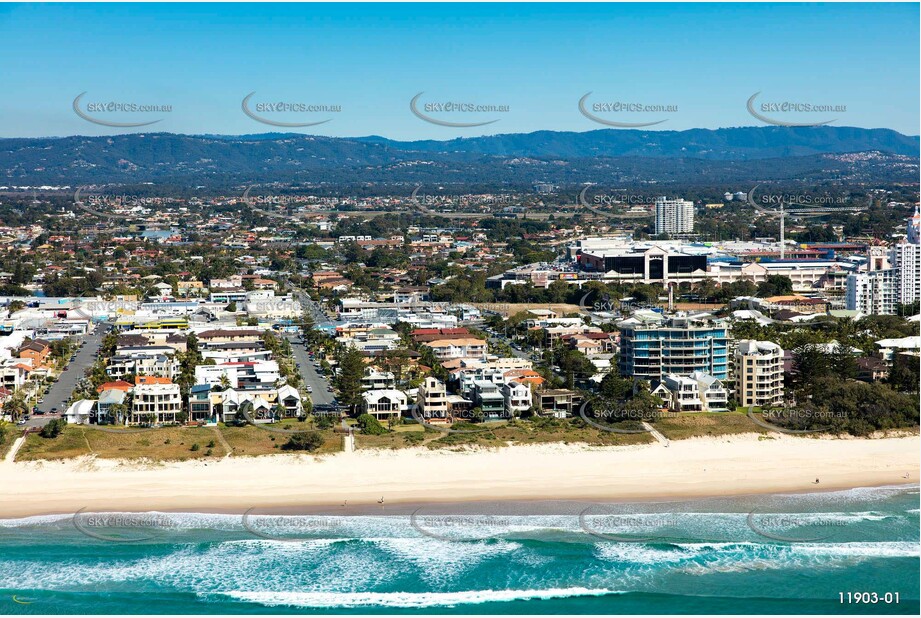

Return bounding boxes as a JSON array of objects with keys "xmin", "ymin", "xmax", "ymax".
[{"xmin": 655, "ymin": 197, "xmax": 694, "ymax": 236}]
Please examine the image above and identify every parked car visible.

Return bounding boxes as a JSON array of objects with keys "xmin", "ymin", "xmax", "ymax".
[{"xmin": 306, "ymin": 386, "xmax": 313, "ymax": 393}]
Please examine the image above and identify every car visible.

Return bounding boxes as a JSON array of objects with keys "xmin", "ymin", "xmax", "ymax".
[
  {"xmin": 50, "ymin": 407, "xmax": 58, "ymax": 414},
  {"xmin": 34, "ymin": 409, "xmax": 45, "ymax": 415},
  {"xmin": 306, "ymin": 386, "xmax": 313, "ymax": 393},
  {"xmin": 38, "ymin": 398, "xmax": 44, "ymax": 404},
  {"xmin": 16, "ymin": 419, "xmax": 26, "ymax": 426},
  {"xmin": 327, "ymin": 386, "xmax": 334, "ymax": 392}
]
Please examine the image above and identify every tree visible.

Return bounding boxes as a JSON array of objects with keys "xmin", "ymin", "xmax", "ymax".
[
  {"xmin": 889, "ymin": 352, "xmax": 920, "ymax": 393},
  {"xmin": 335, "ymin": 347, "xmax": 366, "ymax": 413},
  {"xmin": 756, "ymin": 275, "xmax": 794, "ymax": 298},
  {"xmin": 108, "ymin": 402, "xmax": 129, "ymax": 426},
  {"xmin": 39, "ymin": 418, "xmax": 67, "ymax": 438},
  {"xmin": 356, "ymin": 413, "xmax": 388, "ymax": 435},
  {"xmin": 3, "ymin": 392, "xmax": 28, "ymax": 421}
]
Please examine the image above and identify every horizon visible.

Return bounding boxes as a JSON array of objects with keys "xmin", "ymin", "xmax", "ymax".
[
  {"xmin": 0, "ymin": 2, "xmax": 917, "ymax": 138},
  {"xmin": 4, "ymin": 124, "xmax": 920, "ymax": 143}
]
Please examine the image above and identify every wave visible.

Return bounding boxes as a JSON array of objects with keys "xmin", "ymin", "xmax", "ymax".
[{"xmin": 215, "ymin": 587, "xmax": 621, "ymax": 608}]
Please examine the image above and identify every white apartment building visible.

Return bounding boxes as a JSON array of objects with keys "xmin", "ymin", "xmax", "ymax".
[
  {"xmin": 423, "ymin": 337, "xmax": 488, "ymax": 361},
  {"xmin": 502, "ymin": 380, "xmax": 532, "ymax": 416},
  {"xmin": 893, "ymin": 239, "xmax": 921, "ymax": 308},
  {"xmin": 418, "ymin": 376, "xmax": 448, "ymax": 418},
  {"xmin": 734, "ymin": 340, "xmax": 784, "ymax": 408},
  {"xmin": 655, "ymin": 197, "xmax": 694, "ymax": 235},
  {"xmin": 131, "ymin": 382, "xmax": 182, "ymax": 425},
  {"xmin": 847, "ymin": 209, "xmax": 921, "ymax": 315},
  {"xmin": 846, "ymin": 268, "xmax": 898, "ymax": 315},
  {"xmin": 654, "ymin": 371, "xmax": 728, "ymax": 412},
  {"xmin": 360, "ymin": 367, "xmax": 396, "ymax": 391},
  {"xmin": 194, "ymin": 361, "xmax": 280, "ymax": 389}
]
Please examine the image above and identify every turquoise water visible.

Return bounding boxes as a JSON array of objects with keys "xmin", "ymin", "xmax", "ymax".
[{"xmin": 0, "ymin": 486, "xmax": 917, "ymax": 614}]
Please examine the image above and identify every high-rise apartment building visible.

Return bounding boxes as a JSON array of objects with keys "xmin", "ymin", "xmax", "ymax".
[
  {"xmin": 734, "ymin": 340, "xmax": 784, "ymax": 408},
  {"xmin": 655, "ymin": 197, "xmax": 695, "ymax": 236},
  {"xmin": 618, "ymin": 315, "xmax": 729, "ymax": 383},
  {"xmin": 847, "ymin": 208, "xmax": 921, "ymax": 314}
]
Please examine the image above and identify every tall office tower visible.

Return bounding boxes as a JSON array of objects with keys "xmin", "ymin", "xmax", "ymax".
[
  {"xmin": 734, "ymin": 340, "xmax": 784, "ymax": 408},
  {"xmin": 655, "ymin": 197, "xmax": 695, "ymax": 235},
  {"xmin": 618, "ymin": 315, "xmax": 730, "ymax": 383}
]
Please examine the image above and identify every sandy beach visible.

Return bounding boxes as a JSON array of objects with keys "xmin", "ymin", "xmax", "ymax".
[{"xmin": 0, "ymin": 434, "xmax": 918, "ymax": 518}]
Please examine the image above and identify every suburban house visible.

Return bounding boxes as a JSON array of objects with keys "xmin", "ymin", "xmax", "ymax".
[
  {"xmin": 361, "ymin": 389, "xmax": 408, "ymax": 420},
  {"xmin": 418, "ymin": 376, "xmax": 448, "ymax": 418}
]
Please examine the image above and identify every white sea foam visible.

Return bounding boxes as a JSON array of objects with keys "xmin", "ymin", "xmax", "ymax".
[{"xmin": 216, "ymin": 587, "xmax": 619, "ymax": 608}]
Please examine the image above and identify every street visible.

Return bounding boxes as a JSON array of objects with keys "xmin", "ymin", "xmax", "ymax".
[
  {"xmin": 287, "ymin": 335, "xmax": 335, "ymax": 407},
  {"xmin": 293, "ymin": 288, "xmax": 337, "ymax": 329},
  {"xmin": 25, "ymin": 322, "xmax": 108, "ymax": 428}
]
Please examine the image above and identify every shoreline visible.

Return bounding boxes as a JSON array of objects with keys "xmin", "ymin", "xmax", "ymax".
[{"xmin": 1, "ymin": 434, "xmax": 918, "ymax": 518}]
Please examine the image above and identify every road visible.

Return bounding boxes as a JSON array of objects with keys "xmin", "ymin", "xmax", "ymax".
[
  {"xmin": 287, "ymin": 336, "xmax": 335, "ymax": 407},
  {"xmin": 25, "ymin": 322, "xmax": 108, "ymax": 428},
  {"xmin": 292, "ymin": 288, "xmax": 337, "ymax": 329}
]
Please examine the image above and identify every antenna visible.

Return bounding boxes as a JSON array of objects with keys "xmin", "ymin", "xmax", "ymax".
[{"xmin": 779, "ymin": 201, "xmax": 785, "ymax": 260}]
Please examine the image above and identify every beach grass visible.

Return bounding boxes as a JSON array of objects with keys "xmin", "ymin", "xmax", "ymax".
[
  {"xmin": 15, "ymin": 424, "xmax": 342, "ymax": 461},
  {"xmin": 17, "ymin": 426, "xmax": 231, "ymax": 461},
  {"xmin": 219, "ymin": 424, "xmax": 342, "ymax": 456},
  {"xmin": 0, "ymin": 423, "xmax": 19, "ymax": 459},
  {"xmin": 653, "ymin": 411, "xmax": 769, "ymax": 441}
]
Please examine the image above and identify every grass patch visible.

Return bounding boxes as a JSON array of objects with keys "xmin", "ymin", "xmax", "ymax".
[
  {"xmin": 0, "ymin": 423, "xmax": 18, "ymax": 459},
  {"xmin": 425, "ymin": 417, "xmax": 655, "ymax": 449},
  {"xmin": 219, "ymin": 424, "xmax": 341, "ymax": 456},
  {"xmin": 652, "ymin": 412, "xmax": 768, "ymax": 441},
  {"xmin": 17, "ymin": 426, "xmax": 231, "ymax": 461},
  {"xmin": 354, "ymin": 426, "xmax": 427, "ymax": 450},
  {"xmin": 17, "ymin": 424, "xmax": 343, "ymax": 461}
]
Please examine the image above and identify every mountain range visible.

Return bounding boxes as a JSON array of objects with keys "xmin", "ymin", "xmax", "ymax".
[{"xmin": 0, "ymin": 126, "xmax": 916, "ymax": 189}]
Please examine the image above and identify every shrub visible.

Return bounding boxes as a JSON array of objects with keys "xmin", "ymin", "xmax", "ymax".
[
  {"xmin": 190, "ymin": 443, "xmax": 200, "ymax": 452},
  {"xmin": 314, "ymin": 414, "xmax": 334, "ymax": 430},
  {"xmin": 39, "ymin": 418, "xmax": 67, "ymax": 439},
  {"xmin": 282, "ymin": 431, "xmax": 324, "ymax": 451},
  {"xmin": 356, "ymin": 414, "xmax": 387, "ymax": 435}
]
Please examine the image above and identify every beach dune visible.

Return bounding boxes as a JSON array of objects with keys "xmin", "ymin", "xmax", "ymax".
[{"xmin": 0, "ymin": 434, "xmax": 918, "ymax": 518}]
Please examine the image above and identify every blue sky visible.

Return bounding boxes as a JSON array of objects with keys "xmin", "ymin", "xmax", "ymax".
[{"xmin": 0, "ymin": 2, "xmax": 917, "ymax": 138}]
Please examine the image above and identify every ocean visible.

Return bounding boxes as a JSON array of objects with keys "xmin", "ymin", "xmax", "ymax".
[{"xmin": 0, "ymin": 485, "xmax": 917, "ymax": 615}]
